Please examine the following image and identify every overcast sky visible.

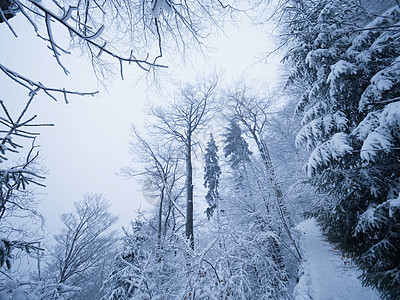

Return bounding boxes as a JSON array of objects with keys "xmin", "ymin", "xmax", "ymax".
[{"xmin": 1, "ymin": 8, "xmax": 282, "ymax": 235}]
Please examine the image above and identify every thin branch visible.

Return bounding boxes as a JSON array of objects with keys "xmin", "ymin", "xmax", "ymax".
[
  {"xmin": 153, "ymin": 17, "xmax": 163, "ymax": 65},
  {"xmin": 30, "ymin": 1, "xmax": 168, "ymax": 72},
  {"xmin": 0, "ymin": 7, "xmax": 18, "ymax": 37},
  {"xmin": 45, "ymin": 12, "xmax": 70, "ymax": 75},
  {"xmin": 362, "ymin": 96, "xmax": 400, "ymax": 107},
  {"xmin": 0, "ymin": 63, "xmax": 98, "ymax": 102}
]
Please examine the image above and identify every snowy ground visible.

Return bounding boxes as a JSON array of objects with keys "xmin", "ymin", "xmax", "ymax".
[{"xmin": 293, "ymin": 219, "xmax": 381, "ymax": 300}]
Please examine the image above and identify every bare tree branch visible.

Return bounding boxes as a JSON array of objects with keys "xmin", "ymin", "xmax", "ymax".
[{"xmin": 0, "ymin": 64, "xmax": 98, "ymax": 103}]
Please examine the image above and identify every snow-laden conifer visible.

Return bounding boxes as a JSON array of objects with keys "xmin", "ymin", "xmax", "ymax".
[
  {"xmin": 282, "ymin": 0, "xmax": 400, "ymax": 297},
  {"xmin": 222, "ymin": 120, "xmax": 252, "ymax": 169},
  {"xmin": 203, "ymin": 134, "xmax": 221, "ymax": 220}
]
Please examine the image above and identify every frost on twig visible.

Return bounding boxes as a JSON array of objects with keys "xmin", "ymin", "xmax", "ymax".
[
  {"xmin": 0, "ymin": 97, "xmax": 51, "ymax": 219},
  {"xmin": 0, "ymin": 239, "xmax": 44, "ymax": 270},
  {"xmin": 0, "ymin": 63, "xmax": 98, "ymax": 103},
  {"xmin": 28, "ymin": 0, "xmax": 168, "ymax": 75}
]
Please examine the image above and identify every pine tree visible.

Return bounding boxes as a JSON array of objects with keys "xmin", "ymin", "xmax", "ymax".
[{"xmin": 204, "ymin": 134, "xmax": 221, "ymax": 220}]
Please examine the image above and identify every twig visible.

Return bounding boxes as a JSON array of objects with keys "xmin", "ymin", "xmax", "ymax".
[
  {"xmin": 30, "ymin": 1, "xmax": 168, "ymax": 73},
  {"xmin": 0, "ymin": 64, "xmax": 98, "ymax": 102}
]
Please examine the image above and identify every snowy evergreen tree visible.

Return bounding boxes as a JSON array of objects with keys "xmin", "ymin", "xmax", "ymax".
[
  {"xmin": 218, "ymin": 152, "xmax": 291, "ymax": 298},
  {"xmin": 221, "ymin": 119, "xmax": 253, "ymax": 206},
  {"xmin": 101, "ymin": 214, "xmax": 157, "ymax": 299},
  {"xmin": 222, "ymin": 119, "xmax": 252, "ymax": 170},
  {"xmin": 213, "ymin": 111, "xmax": 294, "ymax": 297},
  {"xmin": 203, "ymin": 134, "xmax": 221, "ymax": 219},
  {"xmin": 281, "ymin": 0, "xmax": 400, "ymax": 297}
]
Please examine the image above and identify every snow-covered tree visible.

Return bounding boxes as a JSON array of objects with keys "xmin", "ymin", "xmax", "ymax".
[
  {"xmin": 222, "ymin": 119, "xmax": 252, "ymax": 170},
  {"xmin": 226, "ymin": 85, "xmax": 302, "ymax": 261},
  {"xmin": 203, "ymin": 134, "xmax": 221, "ymax": 220},
  {"xmin": 101, "ymin": 213, "xmax": 158, "ymax": 300},
  {"xmin": 217, "ymin": 149, "xmax": 291, "ymax": 298},
  {"xmin": 2, "ymin": 0, "xmax": 243, "ymax": 83},
  {"xmin": 150, "ymin": 78, "xmax": 218, "ymax": 249},
  {"xmin": 102, "ymin": 80, "xmax": 296, "ymax": 298},
  {"xmin": 44, "ymin": 194, "xmax": 118, "ymax": 299},
  {"xmin": 102, "ymin": 211, "xmax": 215, "ymax": 299},
  {"xmin": 0, "ymin": 100, "xmax": 50, "ymax": 299},
  {"xmin": 281, "ymin": 0, "xmax": 400, "ymax": 297},
  {"xmin": 121, "ymin": 127, "xmax": 185, "ymax": 251},
  {"xmin": 197, "ymin": 101, "xmax": 304, "ymax": 297}
]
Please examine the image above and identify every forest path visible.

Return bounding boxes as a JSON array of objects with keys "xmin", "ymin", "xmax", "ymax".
[{"xmin": 293, "ymin": 219, "xmax": 381, "ymax": 300}]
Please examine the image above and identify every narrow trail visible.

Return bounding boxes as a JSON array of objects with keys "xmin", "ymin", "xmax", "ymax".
[{"xmin": 293, "ymin": 219, "xmax": 381, "ymax": 300}]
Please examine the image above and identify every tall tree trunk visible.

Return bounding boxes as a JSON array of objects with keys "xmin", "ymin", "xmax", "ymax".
[
  {"xmin": 251, "ymin": 131, "xmax": 302, "ymax": 260},
  {"xmin": 158, "ymin": 186, "xmax": 165, "ymax": 245},
  {"xmin": 186, "ymin": 136, "xmax": 194, "ymax": 250}
]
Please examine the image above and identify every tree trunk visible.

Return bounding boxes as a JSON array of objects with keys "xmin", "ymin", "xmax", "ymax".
[
  {"xmin": 185, "ymin": 136, "xmax": 194, "ymax": 250},
  {"xmin": 158, "ymin": 186, "xmax": 165, "ymax": 245},
  {"xmin": 252, "ymin": 131, "xmax": 302, "ymax": 260}
]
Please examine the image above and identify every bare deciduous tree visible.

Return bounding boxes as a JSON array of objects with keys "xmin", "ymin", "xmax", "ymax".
[
  {"xmin": 1, "ymin": 0, "xmax": 243, "ymax": 86},
  {"xmin": 44, "ymin": 193, "xmax": 118, "ymax": 298},
  {"xmin": 121, "ymin": 127, "xmax": 185, "ymax": 249},
  {"xmin": 150, "ymin": 78, "xmax": 218, "ymax": 249}
]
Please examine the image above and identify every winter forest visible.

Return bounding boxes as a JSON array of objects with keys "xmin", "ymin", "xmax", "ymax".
[{"xmin": 1, "ymin": 0, "xmax": 400, "ymax": 299}]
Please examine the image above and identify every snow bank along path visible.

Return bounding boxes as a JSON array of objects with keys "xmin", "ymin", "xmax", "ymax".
[{"xmin": 293, "ymin": 219, "xmax": 381, "ymax": 300}]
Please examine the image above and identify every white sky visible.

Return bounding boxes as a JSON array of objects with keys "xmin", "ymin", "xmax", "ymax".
[{"xmin": 1, "ymin": 5, "xmax": 282, "ymax": 235}]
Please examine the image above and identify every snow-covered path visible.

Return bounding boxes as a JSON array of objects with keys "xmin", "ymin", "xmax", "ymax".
[{"xmin": 293, "ymin": 219, "xmax": 381, "ymax": 300}]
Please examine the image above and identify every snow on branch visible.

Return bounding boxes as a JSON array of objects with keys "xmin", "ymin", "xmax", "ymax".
[
  {"xmin": 359, "ymin": 102, "xmax": 400, "ymax": 162},
  {"xmin": 0, "ymin": 63, "xmax": 98, "ymax": 103},
  {"xmin": 296, "ymin": 112, "xmax": 349, "ymax": 151},
  {"xmin": 29, "ymin": 0, "xmax": 168, "ymax": 74},
  {"xmin": 0, "ymin": 3, "xmax": 18, "ymax": 37},
  {"xmin": 0, "ymin": 98, "xmax": 50, "ymax": 218},
  {"xmin": 359, "ymin": 58, "xmax": 400, "ymax": 111},
  {"xmin": 307, "ymin": 132, "xmax": 353, "ymax": 177},
  {"xmin": 0, "ymin": 239, "xmax": 43, "ymax": 271}
]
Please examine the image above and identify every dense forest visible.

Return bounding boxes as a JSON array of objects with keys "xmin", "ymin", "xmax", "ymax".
[{"xmin": 1, "ymin": 0, "xmax": 399, "ymax": 299}]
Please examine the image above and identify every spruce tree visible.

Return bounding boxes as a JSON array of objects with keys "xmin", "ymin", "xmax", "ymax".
[
  {"xmin": 222, "ymin": 119, "xmax": 253, "ymax": 202},
  {"xmin": 204, "ymin": 134, "xmax": 221, "ymax": 219},
  {"xmin": 281, "ymin": 1, "xmax": 400, "ymax": 297},
  {"xmin": 222, "ymin": 119, "xmax": 252, "ymax": 170}
]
